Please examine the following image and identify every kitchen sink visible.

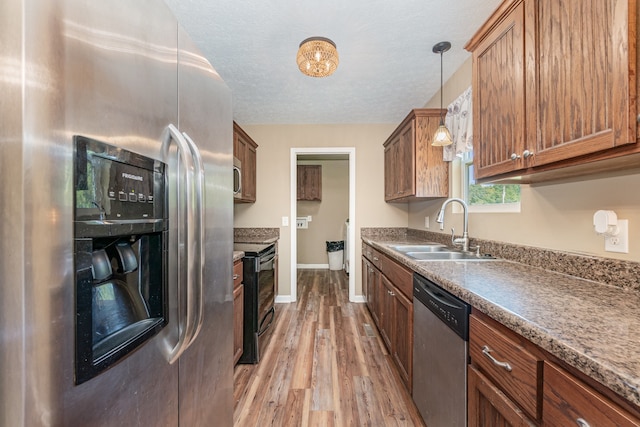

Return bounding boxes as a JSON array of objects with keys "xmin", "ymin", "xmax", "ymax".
[
  {"xmin": 405, "ymin": 251, "xmax": 496, "ymax": 261},
  {"xmin": 389, "ymin": 243, "xmax": 448, "ymax": 253}
]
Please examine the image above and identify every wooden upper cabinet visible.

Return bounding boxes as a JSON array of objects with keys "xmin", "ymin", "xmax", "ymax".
[
  {"xmin": 297, "ymin": 165, "xmax": 322, "ymax": 201},
  {"xmin": 466, "ymin": 0, "xmax": 639, "ymax": 182},
  {"xmin": 233, "ymin": 121, "xmax": 258, "ymax": 203},
  {"xmin": 383, "ymin": 109, "xmax": 449, "ymax": 202},
  {"xmin": 468, "ymin": 1, "xmax": 528, "ymax": 179}
]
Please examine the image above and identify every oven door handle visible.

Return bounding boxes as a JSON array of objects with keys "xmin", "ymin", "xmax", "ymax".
[
  {"xmin": 161, "ymin": 124, "xmax": 199, "ymax": 364},
  {"xmin": 182, "ymin": 131, "xmax": 205, "ymax": 348},
  {"xmin": 260, "ymin": 252, "xmax": 277, "ymax": 265}
]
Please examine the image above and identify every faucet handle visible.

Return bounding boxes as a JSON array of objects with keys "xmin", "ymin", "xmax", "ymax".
[{"xmin": 451, "ymin": 228, "xmax": 465, "ymax": 249}]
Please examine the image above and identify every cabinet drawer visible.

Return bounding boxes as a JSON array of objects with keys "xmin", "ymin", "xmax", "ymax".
[
  {"xmin": 469, "ymin": 314, "xmax": 542, "ymax": 420},
  {"xmin": 543, "ymin": 362, "xmax": 640, "ymax": 427},
  {"xmin": 233, "ymin": 260, "xmax": 243, "ymax": 289},
  {"xmin": 362, "ymin": 244, "xmax": 383, "ymax": 269},
  {"xmin": 380, "ymin": 256, "xmax": 412, "ymax": 299}
]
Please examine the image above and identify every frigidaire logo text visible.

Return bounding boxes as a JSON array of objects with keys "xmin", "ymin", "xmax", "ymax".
[{"xmin": 122, "ymin": 172, "xmax": 144, "ymax": 182}]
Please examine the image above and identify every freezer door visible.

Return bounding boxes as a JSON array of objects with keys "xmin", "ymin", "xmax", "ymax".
[
  {"xmin": 0, "ymin": 0, "xmax": 182, "ymax": 425},
  {"xmin": 175, "ymin": 26, "xmax": 234, "ymax": 426},
  {"xmin": 62, "ymin": 1, "xmax": 182, "ymax": 425}
]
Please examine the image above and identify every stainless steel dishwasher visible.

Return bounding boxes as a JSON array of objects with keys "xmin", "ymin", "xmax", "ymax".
[{"xmin": 412, "ymin": 272, "xmax": 470, "ymax": 427}]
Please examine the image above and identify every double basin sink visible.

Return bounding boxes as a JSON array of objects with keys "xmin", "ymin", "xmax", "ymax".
[{"xmin": 389, "ymin": 242, "xmax": 496, "ymax": 261}]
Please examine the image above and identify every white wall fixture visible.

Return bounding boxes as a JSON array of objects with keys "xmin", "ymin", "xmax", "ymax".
[
  {"xmin": 296, "ymin": 217, "xmax": 309, "ymax": 229},
  {"xmin": 593, "ymin": 210, "xmax": 629, "ymax": 253},
  {"xmin": 282, "ymin": 216, "xmax": 289, "ymax": 226}
]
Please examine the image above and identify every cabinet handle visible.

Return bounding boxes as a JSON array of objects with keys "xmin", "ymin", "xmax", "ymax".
[
  {"xmin": 510, "ymin": 153, "xmax": 521, "ymax": 161},
  {"xmin": 481, "ymin": 345, "xmax": 512, "ymax": 372},
  {"xmin": 576, "ymin": 419, "xmax": 590, "ymax": 427},
  {"xmin": 233, "ymin": 274, "xmax": 239, "ymax": 280},
  {"xmin": 523, "ymin": 149, "xmax": 535, "ymax": 159},
  {"xmin": 373, "ymin": 257, "xmax": 379, "ymax": 261},
  {"xmin": 389, "ymin": 291, "xmax": 395, "ymax": 296}
]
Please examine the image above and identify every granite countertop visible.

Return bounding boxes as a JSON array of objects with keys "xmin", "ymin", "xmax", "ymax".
[
  {"xmin": 233, "ymin": 251, "xmax": 244, "ymax": 262},
  {"xmin": 363, "ymin": 236, "xmax": 640, "ymax": 409},
  {"xmin": 234, "ymin": 227, "xmax": 280, "ymax": 244}
]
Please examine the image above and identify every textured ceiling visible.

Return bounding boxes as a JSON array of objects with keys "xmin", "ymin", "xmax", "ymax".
[{"xmin": 164, "ymin": 0, "xmax": 502, "ymax": 125}]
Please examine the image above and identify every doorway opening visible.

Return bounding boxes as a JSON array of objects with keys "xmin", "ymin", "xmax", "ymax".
[{"xmin": 290, "ymin": 147, "xmax": 356, "ymax": 302}]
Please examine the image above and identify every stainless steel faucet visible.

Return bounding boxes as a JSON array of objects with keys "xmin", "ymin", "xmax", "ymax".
[{"xmin": 436, "ymin": 197, "xmax": 470, "ymax": 252}]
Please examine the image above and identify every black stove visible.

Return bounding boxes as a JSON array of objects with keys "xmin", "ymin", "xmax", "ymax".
[{"xmin": 233, "ymin": 242, "xmax": 277, "ymax": 364}]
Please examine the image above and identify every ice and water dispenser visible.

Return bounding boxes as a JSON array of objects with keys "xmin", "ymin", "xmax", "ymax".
[{"xmin": 73, "ymin": 136, "xmax": 168, "ymax": 384}]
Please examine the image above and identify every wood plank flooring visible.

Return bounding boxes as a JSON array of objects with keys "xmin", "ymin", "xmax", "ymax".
[{"xmin": 233, "ymin": 269, "xmax": 426, "ymax": 426}]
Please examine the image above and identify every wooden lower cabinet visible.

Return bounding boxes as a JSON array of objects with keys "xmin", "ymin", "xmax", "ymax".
[
  {"xmin": 233, "ymin": 259, "xmax": 244, "ymax": 365},
  {"xmin": 362, "ymin": 243, "xmax": 413, "ymax": 391},
  {"xmin": 469, "ymin": 311, "xmax": 640, "ymax": 426},
  {"xmin": 543, "ymin": 362, "xmax": 640, "ymax": 427},
  {"xmin": 468, "ymin": 365, "xmax": 536, "ymax": 427}
]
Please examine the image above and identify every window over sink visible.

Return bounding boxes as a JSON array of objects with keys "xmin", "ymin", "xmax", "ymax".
[{"xmin": 461, "ymin": 151, "xmax": 521, "ymax": 213}]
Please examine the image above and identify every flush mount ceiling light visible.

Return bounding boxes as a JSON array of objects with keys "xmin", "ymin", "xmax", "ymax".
[
  {"xmin": 432, "ymin": 41, "xmax": 454, "ymax": 147},
  {"xmin": 296, "ymin": 37, "xmax": 339, "ymax": 78}
]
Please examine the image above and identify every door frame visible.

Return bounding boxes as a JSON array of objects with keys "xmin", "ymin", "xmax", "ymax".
[{"xmin": 290, "ymin": 147, "xmax": 357, "ymax": 302}]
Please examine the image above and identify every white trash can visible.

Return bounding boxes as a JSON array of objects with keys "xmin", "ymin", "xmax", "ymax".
[
  {"xmin": 326, "ymin": 240, "xmax": 344, "ymax": 270},
  {"xmin": 328, "ymin": 250, "xmax": 344, "ymax": 270}
]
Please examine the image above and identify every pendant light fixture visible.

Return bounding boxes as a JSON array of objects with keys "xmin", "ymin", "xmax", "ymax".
[
  {"xmin": 297, "ymin": 37, "xmax": 339, "ymax": 78},
  {"xmin": 431, "ymin": 41, "xmax": 453, "ymax": 146}
]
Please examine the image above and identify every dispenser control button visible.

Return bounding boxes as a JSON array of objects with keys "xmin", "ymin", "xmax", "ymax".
[
  {"xmin": 108, "ymin": 190, "xmax": 116, "ymax": 200},
  {"xmin": 118, "ymin": 192, "xmax": 127, "ymax": 201},
  {"xmin": 138, "ymin": 193, "xmax": 145, "ymax": 202},
  {"xmin": 147, "ymin": 195, "xmax": 154, "ymax": 203},
  {"xmin": 128, "ymin": 193, "xmax": 137, "ymax": 202}
]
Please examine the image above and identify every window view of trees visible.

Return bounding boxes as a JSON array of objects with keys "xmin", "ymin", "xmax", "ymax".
[
  {"xmin": 468, "ymin": 183, "xmax": 520, "ymax": 205},
  {"xmin": 465, "ymin": 159, "xmax": 521, "ymax": 206}
]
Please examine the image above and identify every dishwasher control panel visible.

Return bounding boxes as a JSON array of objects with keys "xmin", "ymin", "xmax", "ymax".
[{"xmin": 413, "ymin": 273, "xmax": 470, "ymax": 341}]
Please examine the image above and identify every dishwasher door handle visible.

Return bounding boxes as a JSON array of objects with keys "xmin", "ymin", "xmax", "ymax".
[{"xmin": 481, "ymin": 345, "xmax": 512, "ymax": 372}]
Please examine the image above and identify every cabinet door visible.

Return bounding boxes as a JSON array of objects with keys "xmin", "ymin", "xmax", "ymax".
[
  {"xmin": 297, "ymin": 165, "xmax": 322, "ymax": 201},
  {"xmin": 362, "ymin": 257, "xmax": 369, "ymax": 305},
  {"xmin": 396, "ymin": 121, "xmax": 415, "ymax": 199},
  {"xmin": 532, "ymin": 0, "xmax": 635, "ymax": 166},
  {"xmin": 384, "ymin": 136, "xmax": 399, "ymax": 200},
  {"xmin": 392, "ymin": 287, "xmax": 413, "ymax": 391},
  {"xmin": 468, "ymin": 365, "xmax": 536, "ymax": 427},
  {"xmin": 379, "ymin": 275, "xmax": 395, "ymax": 351},
  {"xmin": 242, "ymin": 140, "xmax": 257, "ymax": 202},
  {"xmin": 543, "ymin": 362, "xmax": 640, "ymax": 427},
  {"xmin": 367, "ymin": 261, "xmax": 381, "ymax": 327},
  {"xmin": 233, "ymin": 283, "xmax": 244, "ymax": 365},
  {"xmin": 472, "ymin": 1, "xmax": 528, "ymax": 179}
]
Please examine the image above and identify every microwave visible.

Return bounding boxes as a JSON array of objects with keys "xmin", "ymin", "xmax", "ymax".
[{"xmin": 233, "ymin": 157, "xmax": 242, "ymax": 198}]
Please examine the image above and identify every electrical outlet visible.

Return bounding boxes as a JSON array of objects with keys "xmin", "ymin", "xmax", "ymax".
[
  {"xmin": 425, "ymin": 216, "xmax": 430, "ymax": 228},
  {"xmin": 605, "ymin": 219, "xmax": 629, "ymax": 253}
]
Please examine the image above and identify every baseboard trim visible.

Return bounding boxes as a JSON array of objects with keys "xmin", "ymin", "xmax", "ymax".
[
  {"xmin": 296, "ymin": 264, "xmax": 329, "ymax": 269},
  {"xmin": 275, "ymin": 295, "xmax": 293, "ymax": 304}
]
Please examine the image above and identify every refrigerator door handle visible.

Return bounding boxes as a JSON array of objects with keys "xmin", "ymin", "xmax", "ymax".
[
  {"xmin": 162, "ymin": 124, "xmax": 199, "ymax": 364},
  {"xmin": 182, "ymin": 131, "xmax": 205, "ymax": 346}
]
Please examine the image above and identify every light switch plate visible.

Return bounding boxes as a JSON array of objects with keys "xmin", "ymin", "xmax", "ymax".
[
  {"xmin": 282, "ymin": 216, "xmax": 289, "ymax": 227},
  {"xmin": 425, "ymin": 216, "xmax": 430, "ymax": 228},
  {"xmin": 605, "ymin": 219, "xmax": 628, "ymax": 253}
]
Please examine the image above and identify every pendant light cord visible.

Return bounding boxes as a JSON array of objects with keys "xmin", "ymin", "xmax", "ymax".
[{"xmin": 439, "ymin": 50, "xmax": 444, "ymax": 125}]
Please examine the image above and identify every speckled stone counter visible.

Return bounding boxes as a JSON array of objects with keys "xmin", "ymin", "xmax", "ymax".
[
  {"xmin": 362, "ymin": 233, "xmax": 640, "ymax": 409},
  {"xmin": 233, "ymin": 251, "xmax": 244, "ymax": 262},
  {"xmin": 234, "ymin": 227, "xmax": 279, "ymax": 244}
]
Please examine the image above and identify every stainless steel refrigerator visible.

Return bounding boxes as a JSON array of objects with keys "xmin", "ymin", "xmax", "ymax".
[{"xmin": 0, "ymin": 0, "xmax": 234, "ymax": 425}]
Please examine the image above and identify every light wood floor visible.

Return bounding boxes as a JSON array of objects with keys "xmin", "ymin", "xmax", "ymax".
[{"xmin": 233, "ymin": 269, "xmax": 426, "ymax": 426}]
